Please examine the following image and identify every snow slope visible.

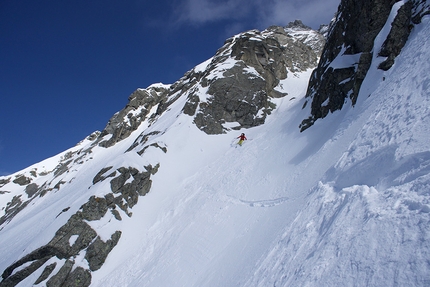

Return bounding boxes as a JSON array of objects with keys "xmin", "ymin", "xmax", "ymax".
[
  {"xmin": 97, "ymin": 14, "xmax": 430, "ymax": 286},
  {"xmin": 1, "ymin": 12, "xmax": 429, "ymax": 287},
  {"xmin": 244, "ymin": 14, "xmax": 430, "ymax": 287}
]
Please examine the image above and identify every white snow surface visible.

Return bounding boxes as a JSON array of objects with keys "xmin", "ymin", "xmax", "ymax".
[{"xmin": 1, "ymin": 14, "xmax": 430, "ymax": 287}]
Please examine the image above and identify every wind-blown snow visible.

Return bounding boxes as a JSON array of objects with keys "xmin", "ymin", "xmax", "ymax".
[{"xmin": 1, "ymin": 12, "xmax": 429, "ymax": 287}]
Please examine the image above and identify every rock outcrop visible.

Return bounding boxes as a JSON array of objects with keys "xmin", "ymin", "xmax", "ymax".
[
  {"xmin": 189, "ymin": 22, "xmax": 324, "ymax": 134},
  {"xmin": 299, "ymin": 0, "xmax": 430, "ymax": 131},
  {"xmin": 0, "ymin": 165, "xmax": 157, "ymax": 287},
  {"xmin": 98, "ymin": 85, "xmax": 171, "ymax": 148}
]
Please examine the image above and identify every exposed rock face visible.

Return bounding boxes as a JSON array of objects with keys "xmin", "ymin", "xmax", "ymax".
[
  {"xmin": 0, "ymin": 164, "xmax": 157, "ymax": 287},
  {"xmin": 299, "ymin": 0, "xmax": 430, "ymax": 131},
  {"xmin": 0, "ymin": 195, "xmax": 27, "ymax": 228},
  {"xmin": 0, "ymin": 178, "xmax": 10, "ymax": 188},
  {"xmin": 98, "ymin": 85, "xmax": 171, "ymax": 148},
  {"xmin": 377, "ymin": 0, "xmax": 426, "ymax": 70},
  {"xmin": 12, "ymin": 174, "xmax": 32, "ymax": 186},
  {"xmin": 187, "ymin": 22, "xmax": 324, "ymax": 134},
  {"xmin": 95, "ymin": 22, "xmax": 325, "ymax": 138}
]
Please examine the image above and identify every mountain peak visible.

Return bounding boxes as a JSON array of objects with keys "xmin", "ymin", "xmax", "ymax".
[
  {"xmin": 90, "ymin": 25, "xmax": 325, "ymax": 139},
  {"xmin": 285, "ymin": 19, "xmax": 312, "ymax": 30}
]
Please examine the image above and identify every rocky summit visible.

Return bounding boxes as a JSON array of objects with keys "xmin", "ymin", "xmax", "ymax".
[{"xmin": 96, "ymin": 21, "xmax": 324, "ymax": 140}]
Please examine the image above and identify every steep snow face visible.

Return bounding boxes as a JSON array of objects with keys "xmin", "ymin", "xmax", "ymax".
[
  {"xmin": 98, "ymin": 15, "xmax": 429, "ymax": 286},
  {"xmin": 1, "ymin": 15, "xmax": 430, "ymax": 287},
  {"xmin": 244, "ymin": 14, "xmax": 430, "ymax": 287}
]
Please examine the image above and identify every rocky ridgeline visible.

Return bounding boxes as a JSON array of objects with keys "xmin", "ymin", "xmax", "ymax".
[
  {"xmin": 300, "ymin": 0, "xmax": 430, "ymax": 131},
  {"xmin": 95, "ymin": 21, "xmax": 324, "ymax": 139},
  {"xmin": 96, "ymin": 84, "xmax": 171, "ymax": 148}
]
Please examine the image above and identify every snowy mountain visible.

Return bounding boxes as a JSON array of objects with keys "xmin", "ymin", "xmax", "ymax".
[{"xmin": 1, "ymin": 1, "xmax": 430, "ymax": 286}]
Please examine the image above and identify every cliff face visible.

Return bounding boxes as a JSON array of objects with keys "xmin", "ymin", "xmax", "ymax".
[
  {"xmin": 300, "ymin": 0, "xmax": 430, "ymax": 131},
  {"xmin": 190, "ymin": 22, "xmax": 324, "ymax": 134}
]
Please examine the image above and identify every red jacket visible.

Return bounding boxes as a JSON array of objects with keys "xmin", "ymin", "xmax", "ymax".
[{"xmin": 237, "ymin": 134, "xmax": 247, "ymax": 141}]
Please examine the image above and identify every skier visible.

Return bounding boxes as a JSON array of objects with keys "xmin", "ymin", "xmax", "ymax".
[{"xmin": 237, "ymin": 133, "xmax": 247, "ymax": 146}]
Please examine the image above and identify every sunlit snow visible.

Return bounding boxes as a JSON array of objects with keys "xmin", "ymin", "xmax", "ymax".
[{"xmin": 1, "ymin": 11, "xmax": 429, "ymax": 287}]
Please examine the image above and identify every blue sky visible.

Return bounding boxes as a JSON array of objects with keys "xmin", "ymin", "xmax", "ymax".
[{"xmin": 0, "ymin": 0, "xmax": 340, "ymax": 175}]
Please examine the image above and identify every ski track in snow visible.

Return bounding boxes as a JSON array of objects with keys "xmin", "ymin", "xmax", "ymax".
[{"xmin": 224, "ymin": 194, "xmax": 291, "ymax": 207}]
